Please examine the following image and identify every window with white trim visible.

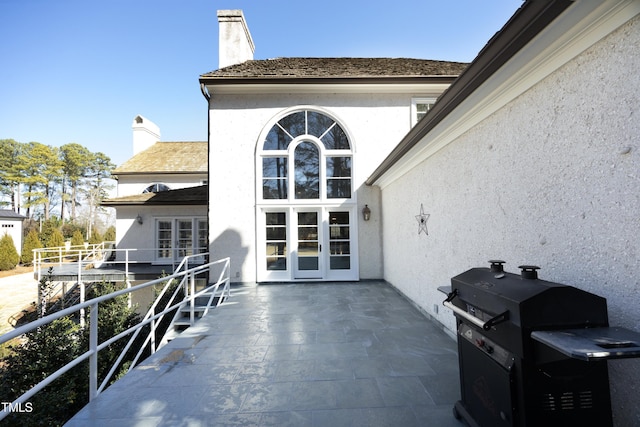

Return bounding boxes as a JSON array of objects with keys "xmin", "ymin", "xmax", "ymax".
[
  {"xmin": 260, "ymin": 110, "xmax": 352, "ymax": 202},
  {"xmin": 411, "ymin": 97, "xmax": 437, "ymax": 126}
]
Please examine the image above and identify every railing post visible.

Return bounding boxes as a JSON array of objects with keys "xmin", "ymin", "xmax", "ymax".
[
  {"xmin": 190, "ymin": 271, "xmax": 196, "ymax": 326},
  {"xmin": 79, "ymin": 282, "xmax": 86, "ymax": 328},
  {"xmin": 150, "ymin": 307, "xmax": 156, "ymax": 354},
  {"xmin": 78, "ymin": 251, "xmax": 86, "ymax": 327},
  {"xmin": 89, "ymin": 302, "xmax": 98, "ymax": 401},
  {"xmin": 33, "ymin": 249, "xmax": 39, "ymax": 282},
  {"xmin": 125, "ymin": 249, "xmax": 129, "ymax": 278}
]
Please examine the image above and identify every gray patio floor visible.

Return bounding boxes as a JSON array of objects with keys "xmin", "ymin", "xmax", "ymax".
[{"xmin": 65, "ymin": 281, "xmax": 462, "ymax": 427}]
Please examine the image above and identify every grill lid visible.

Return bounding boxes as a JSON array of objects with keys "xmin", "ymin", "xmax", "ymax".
[{"xmin": 445, "ymin": 261, "xmax": 609, "ymax": 331}]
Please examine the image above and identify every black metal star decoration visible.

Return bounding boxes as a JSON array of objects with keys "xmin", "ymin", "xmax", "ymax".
[{"xmin": 415, "ymin": 203, "xmax": 430, "ymax": 235}]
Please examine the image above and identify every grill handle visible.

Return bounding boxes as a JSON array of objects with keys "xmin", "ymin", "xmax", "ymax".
[{"xmin": 442, "ymin": 290, "xmax": 509, "ymax": 331}]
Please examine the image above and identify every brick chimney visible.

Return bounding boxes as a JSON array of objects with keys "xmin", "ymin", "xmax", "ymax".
[
  {"xmin": 217, "ymin": 9, "xmax": 255, "ymax": 68},
  {"xmin": 132, "ymin": 115, "xmax": 160, "ymax": 155}
]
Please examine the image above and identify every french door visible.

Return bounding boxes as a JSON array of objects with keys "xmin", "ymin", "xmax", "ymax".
[
  {"xmin": 294, "ymin": 209, "xmax": 322, "ymax": 279},
  {"xmin": 259, "ymin": 207, "xmax": 357, "ymax": 281},
  {"xmin": 155, "ymin": 218, "xmax": 207, "ymax": 264}
]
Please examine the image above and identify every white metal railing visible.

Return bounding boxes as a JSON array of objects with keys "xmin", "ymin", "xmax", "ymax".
[
  {"xmin": 99, "ymin": 254, "xmax": 230, "ymax": 393},
  {"xmin": 32, "ymin": 244, "xmax": 209, "ymax": 319},
  {"xmin": 32, "ymin": 244, "xmax": 207, "ymax": 283},
  {"xmin": 33, "ymin": 242, "xmax": 114, "ymax": 282},
  {"xmin": 0, "ymin": 256, "xmax": 230, "ymax": 422}
]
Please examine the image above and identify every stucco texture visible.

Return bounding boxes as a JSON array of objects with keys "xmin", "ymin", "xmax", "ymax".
[
  {"xmin": 208, "ymin": 92, "xmax": 419, "ymax": 282},
  {"xmin": 381, "ymin": 15, "xmax": 640, "ymax": 425}
]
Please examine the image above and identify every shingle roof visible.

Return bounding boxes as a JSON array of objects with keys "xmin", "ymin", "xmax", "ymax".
[
  {"xmin": 101, "ymin": 185, "xmax": 207, "ymax": 206},
  {"xmin": 113, "ymin": 142, "xmax": 207, "ymax": 174},
  {"xmin": 0, "ymin": 209, "xmax": 26, "ymax": 219},
  {"xmin": 201, "ymin": 57, "xmax": 468, "ymax": 79}
]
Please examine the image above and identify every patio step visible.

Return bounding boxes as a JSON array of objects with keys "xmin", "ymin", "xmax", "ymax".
[{"xmin": 158, "ymin": 290, "xmax": 226, "ymax": 348}]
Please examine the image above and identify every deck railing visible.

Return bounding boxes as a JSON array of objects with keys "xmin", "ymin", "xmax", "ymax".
[
  {"xmin": 0, "ymin": 255, "xmax": 230, "ymax": 422},
  {"xmin": 32, "ymin": 244, "xmax": 206, "ymax": 283},
  {"xmin": 33, "ymin": 242, "xmax": 115, "ymax": 282},
  {"xmin": 32, "ymin": 244, "xmax": 209, "ymax": 318}
]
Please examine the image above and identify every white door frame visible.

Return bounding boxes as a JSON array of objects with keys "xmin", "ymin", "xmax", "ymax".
[
  {"xmin": 154, "ymin": 217, "xmax": 207, "ymax": 264},
  {"xmin": 256, "ymin": 206, "xmax": 359, "ymax": 282}
]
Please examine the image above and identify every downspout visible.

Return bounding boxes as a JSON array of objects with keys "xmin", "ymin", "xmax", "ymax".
[
  {"xmin": 200, "ymin": 82, "xmax": 211, "ymax": 272},
  {"xmin": 199, "ymin": 83, "xmax": 210, "ymax": 102}
]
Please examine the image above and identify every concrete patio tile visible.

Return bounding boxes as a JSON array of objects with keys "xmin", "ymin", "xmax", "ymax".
[{"xmin": 64, "ymin": 281, "xmax": 462, "ymax": 427}]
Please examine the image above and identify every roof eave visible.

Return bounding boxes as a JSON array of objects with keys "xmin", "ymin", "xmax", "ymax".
[
  {"xmin": 199, "ymin": 75, "xmax": 459, "ymax": 86},
  {"xmin": 111, "ymin": 170, "xmax": 207, "ymax": 176},
  {"xmin": 101, "ymin": 200, "xmax": 207, "ymax": 207},
  {"xmin": 366, "ymin": 0, "xmax": 574, "ymax": 185}
]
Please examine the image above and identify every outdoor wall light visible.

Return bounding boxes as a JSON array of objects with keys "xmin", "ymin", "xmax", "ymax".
[
  {"xmin": 136, "ymin": 214, "xmax": 143, "ymax": 225},
  {"xmin": 362, "ymin": 204, "xmax": 371, "ymax": 221}
]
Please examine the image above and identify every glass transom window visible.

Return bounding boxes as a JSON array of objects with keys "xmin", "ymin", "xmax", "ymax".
[{"xmin": 260, "ymin": 110, "xmax": 353, "ymax": 201}]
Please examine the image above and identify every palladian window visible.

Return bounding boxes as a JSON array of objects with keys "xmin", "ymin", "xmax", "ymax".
[{"xmin": 260, "ymin": 110, "xmax": 352, "ymax": 201}]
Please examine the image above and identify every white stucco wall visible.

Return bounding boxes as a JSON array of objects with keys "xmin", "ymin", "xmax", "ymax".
[
  {"xmin": 208, "ymin": 91, "xmax": 427, "ymax": 282},
  {"xmin": 380, "ymin": 15, "xmax": 640, "ymax": 425},
  {"xmin": 0, "ymin": 218, "xmax": 23, "ymax": 256},
  {"xmin": 115, "ymin": 206, "xmax": 207, "ymax": 263}
]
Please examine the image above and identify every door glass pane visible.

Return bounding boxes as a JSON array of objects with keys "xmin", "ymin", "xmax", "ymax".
[
  {"xmin": 294, "ymin": 142, "xmax": 319, "ymax": 199},
  {"xmin": 266, "ymin": 212, "xmax": 287, "ymax": 271},
  {"xmin": 329, "ymin": 212, "xmax": 350, "ymax": 270},
  {"xmin": 177, "ymin": 220, "xmax": 193, "ymax": 257},
  {"xmin": 197, "ymin": 220, "xmax": 208, "ymax": 256},
  {"xmin": 157, "ymin": 220, "xmax": 172, "ymax": 259},
  {"xmin": 297, "ymin": 212, "xmax": 319, "ymax": 270}
]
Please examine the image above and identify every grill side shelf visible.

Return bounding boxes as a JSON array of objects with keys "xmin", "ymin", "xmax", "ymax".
[{"xmin": 531, "ymin": 327, "xmax": 640, "ymax": 361}]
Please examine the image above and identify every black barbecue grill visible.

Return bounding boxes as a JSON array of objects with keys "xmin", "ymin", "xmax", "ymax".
[{"xmin": 439, "ymin": 260, "xmax": 640, "ymax": 427}]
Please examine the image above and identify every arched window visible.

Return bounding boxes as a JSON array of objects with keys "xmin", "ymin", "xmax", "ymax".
[
  {"xmin": 142, "ymin": 183, "xmax": 171, "ymax": 194},
  {"xmin": 260, "ymin": 110, "xmax": 352, "ymax": 201}
]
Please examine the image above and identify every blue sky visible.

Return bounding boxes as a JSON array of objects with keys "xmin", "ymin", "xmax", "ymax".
[{"xmin": 0, "ymin": 0, "xmax": 522, "ymax": 166}]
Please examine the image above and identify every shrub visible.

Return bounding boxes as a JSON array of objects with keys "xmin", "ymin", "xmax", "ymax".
[
  {"xmin": 0, "ymin": 280, "xmax": 142, "ymax": 426},
  {"xmin": 103, "ymin": 225, "xmax": 116, "ymax": 242},
  {"xmin": 45, "ymin": 228, "xmax": 65, "ymax": 259},
  {"xmin": 0, "ymin": 233, "xmax": 20, "ymax": 271},
  {"xmin": 45, "ymin": 228, "xmax": 65, "ymax": 249},
  {"xmin": 0, "ymin": 316, "xmax": 85, "ymax": 426},
  {"xmin": 88, "ymin": 229, "xmax": 103, "ymax": 245},
  {"xmin": 21, "ymin": 229, "xmax": 42, "ymax": 266},
  {"xmin": 38, "ymin": 220, "xmax": 57, "ymax": 248},
  {"xmin": 71, "ymin": 229, "xmax": 84, "ymax": 247}
]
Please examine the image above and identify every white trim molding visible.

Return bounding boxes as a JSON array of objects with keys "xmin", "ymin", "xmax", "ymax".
[{"xmin": 373, "ymin": 0, "xmax": 640, "ymax": 188}]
